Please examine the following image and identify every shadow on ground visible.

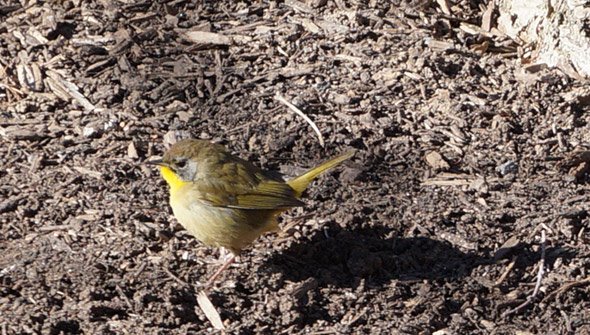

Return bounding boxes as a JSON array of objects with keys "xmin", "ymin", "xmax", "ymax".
[{"xmin": 265, "ymin": 223, "xmax": 488, "ymax": 288}]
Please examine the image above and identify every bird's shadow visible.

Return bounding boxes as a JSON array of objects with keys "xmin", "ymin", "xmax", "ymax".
[
  {"xmin": 264, "ymin": 222, "xmax": 486, "ymax": 288},
  {"xmin": 249, "ymin": 222, "xmax": 579, "ymax": 328},
  {"xmin": 234, "ymin": 222, "xmax": 488, "ymax": 328}
]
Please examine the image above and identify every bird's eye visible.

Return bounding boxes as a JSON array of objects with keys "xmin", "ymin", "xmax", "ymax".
[{"xmin": 175, "ymin": 159, "xmax": 187, "ymax": 169}]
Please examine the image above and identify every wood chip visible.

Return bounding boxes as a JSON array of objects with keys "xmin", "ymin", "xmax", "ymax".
[
  {"xmin": 30, "ymin": 62, "xmax": 43, "ymax": 91},
  {"xmin": 494, "ymin": 236, "xmax": 521, "ymax": 260},
  {"xmin": 196, "ymin": 291, "xmax": 225, "ymax": 330},
  {"xmin": 45, "ymin": 70, "xmax": 95, "ymax": 111},
  {"xmin": 300, "ymin": 18, "xmax": 322, "ymax": 34},
  {"xmin": 459, "ymin": 22, "xmax": 492, "ymax": 38},
  {"xmin": 75, "ymin": 213, "xmax": 100, "ymax": 221},
  {"xmin": 127, "ymin": 141, "xmax": 139, "ymax": 159},
  {"xmin": 422, "ymin": 173, "xmax": 475, "ymax": 186},
  {"xmin": 425, "ymin": 39, "xmax": 456, "ymax": 51},
  {"xmin": 285, "ymin": 0, "xmax": 314, "ymax": 14},
  {"xmin": 425, "ymin": 151, "xmax": 450, "ymax": 171},
  {"xmin": 73, "ymin": 166, "xmax": 103, "ymax": 179},
  {"xmin": 481, "ymin": 1, "xmax": 495, "ymax": 32},
  {"xmin": 163, "ymin": 130, "xmax": 191, "ymax": 148},
  {"xmin": 0, "ymin": 126, "xmax": 46, "ymax": 141},
  {"xmin": 181, "ymin": 31, "xmax": 232, "ymax": 46},
  {"xmin": 291, "ymin": 277, "xmax": 318, "ymax": 300},
  {"xmin": 435, "ymin": 0, "xmax": 451, "ymax": 15},
  {"xmin": 440, "ymin": 232, "xmax": 477, "ymax": 250}
]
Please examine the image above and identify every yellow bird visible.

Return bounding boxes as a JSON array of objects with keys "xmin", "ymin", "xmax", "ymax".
[{"xmin": 149, "ymin": 139, "xmax": 354, "ymax": 286}]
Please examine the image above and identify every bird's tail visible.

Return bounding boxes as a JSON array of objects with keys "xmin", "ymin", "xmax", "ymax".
[{"xmin": 287, "ymin": 150, "xmax": 355, "ymax": 197}]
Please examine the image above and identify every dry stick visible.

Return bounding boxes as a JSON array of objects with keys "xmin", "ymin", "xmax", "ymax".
[
  {"xmin": 163, "ymin": 268, "xmax": 189, "ymax": 287},
  {"xmin": 275, "ymin": 94, "xmax": 325, "ymax": 147},
  {"xmin": 494, "ymin": 255, "xmax": 518, "ymax": 287},
  {"xmin": 115, "ymin": 284, "xmax": 134, "ymax": 311},
  {"xmin": 532, "ymin": 229, "xmax": 546, "ymax": 297},
  {"xmin": 560, "ymin": 310, "xmax": 573, "ymax": 333},
  {"xmin": 502, "ymin": 229, "xmax": 546, "ymax": 317},
  {"xmin": 542, "ymin": 276, "xmax": 590, "ymax": 302}
]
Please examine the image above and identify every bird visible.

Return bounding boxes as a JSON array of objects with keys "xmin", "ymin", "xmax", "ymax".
[{"xmin": 148, "ymin": 139, "xmax": 354, "ymax": 286}]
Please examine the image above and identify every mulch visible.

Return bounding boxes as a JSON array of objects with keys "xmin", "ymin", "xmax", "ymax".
[{"xmin": 1, "ymin": 1, "xmax": 589, "ymax": 334}]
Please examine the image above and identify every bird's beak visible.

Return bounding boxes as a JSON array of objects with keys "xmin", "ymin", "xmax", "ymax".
[{"xmin": 145, "ymin": 159, "xmax": 167, "ymax": 167}]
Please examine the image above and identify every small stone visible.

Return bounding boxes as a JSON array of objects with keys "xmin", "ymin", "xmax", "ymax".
[
  {"xmin": 82, "ymin": 126, "xmax": 99, "ymax": 138},
  {"xmin": 103, "ymin": 118, "xmax": 118, "ymax": 131},
  {"xmin": 332, "ymin": 93, "xmax": 352, "ymax": 105},
  {"xmin": 497, "ymin": 160, "xmax": 518, "ymax": 175}
]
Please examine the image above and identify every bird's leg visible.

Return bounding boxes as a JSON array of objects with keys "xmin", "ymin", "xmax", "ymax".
[{"xmin": 205, "ymin": 254, "xmax": 236, "ymax": 287}]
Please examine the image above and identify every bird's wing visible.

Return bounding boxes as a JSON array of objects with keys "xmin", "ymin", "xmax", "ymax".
[
  {"xmin": 195, "ymin": 159, "xmax": 304, "ymax": 210},
  {"xmin": 232, "ymin": 180, "xmax": 305, "ymax": 209}
]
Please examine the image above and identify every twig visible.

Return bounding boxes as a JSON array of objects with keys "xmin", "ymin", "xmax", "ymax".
[
  {"xmin": 494, "ymin": 255, "xmax": 517, "ymax": 286},
  {"xmin": 275, "ymin": 94, "xmax": 325, "ymax": 147},
  {"xmin": 132, "ymin": 261, "xmax": 147, "ymax": 279},
  {"xmin": 38, "ymin": 224, "xmax": 72, "ymax": 232},
  {"xmin": 344, "ymin": 307, "xmax": 368, "ymax": 326},
  {"xmin": 532, "ymin": 229, "xmax": 546, "ymax": 297},
  {"xmin": 502, "ymin": 229, "xmax": 546, "ymax": 317},
  {"xmin": 542, "ymin": 276, "xmax": 590, "ymax": 302},
  {"xmin": 115, "ymin": 284, "xmax": 134, "ymax": 311},
  {"xmin": 560, "ymin": 310, "xmax": 573, "ymax": 333},
  {"xmin": 164, "ymin": 268, "xmax": 189, "ymax": 287}
]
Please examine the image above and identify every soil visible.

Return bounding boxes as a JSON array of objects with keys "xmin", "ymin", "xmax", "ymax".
[{"xmin": 1, "ymin": 1, "xmax": 590, "ymax": 334}]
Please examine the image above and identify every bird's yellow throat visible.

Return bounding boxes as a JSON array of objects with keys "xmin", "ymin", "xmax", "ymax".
[{"xmin": 160, "ymin": 166, "xmax": 187, "ymax": 192}]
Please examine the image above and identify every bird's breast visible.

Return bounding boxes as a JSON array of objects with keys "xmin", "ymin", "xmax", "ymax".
[{"xmin": 168, "ymin": 185, "xmax": 278, "ymax": 254}]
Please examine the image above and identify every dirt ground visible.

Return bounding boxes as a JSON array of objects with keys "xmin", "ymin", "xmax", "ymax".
[{"xmin": 1, "ymin": 1, "xmax": 590, "ymax": 334}]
